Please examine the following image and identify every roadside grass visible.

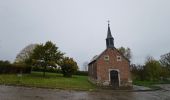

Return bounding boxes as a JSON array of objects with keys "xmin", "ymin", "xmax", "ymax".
[
  {"xmin": 133, "ymin": 80, "xmax": 170, "ymax": 89},
  {"xmin": 0, "ymin": 71, "xmax": 96, "ymax": 91}
]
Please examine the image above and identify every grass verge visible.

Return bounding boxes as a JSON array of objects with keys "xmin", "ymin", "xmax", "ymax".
[
  {"xmin": 0, "ymin": 71, "xmax": 96, "ymax": 91},
  {"xmin": 133, "ymin": 80, "xmax": 170, "ymax": 89}
]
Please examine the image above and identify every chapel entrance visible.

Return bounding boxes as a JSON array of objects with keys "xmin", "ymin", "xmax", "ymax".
[{"xmin": 110, "ymin": 70, "xmax": 119, "ymax": 88}]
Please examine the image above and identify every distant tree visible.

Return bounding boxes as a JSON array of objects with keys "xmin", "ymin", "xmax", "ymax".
[
  {"xmin": 15, "ymin": 44, "xmax": 38, "ymax": 63},
  {"xmin": 143, "ymin": 56, "xmax": 161, "ymax": 81},
  {"xmin": 130, "ymin": 64, "xmax": 145, "ymax": 81},
  {"xmin": 0, "ymin": 60, "xmax": 10, "ymax": 65},
  {"xmin": 160, "ymin": 52, "xmax": 170, "ymax": 78},
  {"xmin": 160, "ymin": 52, "xmax": 170, "ymax": 68},
  {"xmin": 83, "ymin": 61, "xmax": 89, "ymax": 71},
  {"xmin": 118, "ymin": 47, "xmax": 132, "ymax": 61},
  {"xmin": 60, "ymin": 57, "xmax": 78, "ymax": 77},
  {"xmin": 29, "ymin": 41, "xmax": 64, "ymax": 77}
]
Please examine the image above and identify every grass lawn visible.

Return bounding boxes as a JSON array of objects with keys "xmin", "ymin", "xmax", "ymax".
[
  {"xmin": 133, "ymin": 80, "xmax": 170, "ymax": 89},
  {"xmin": 0, "ymin": 72, "xmax": 96, "ymax": 91}
]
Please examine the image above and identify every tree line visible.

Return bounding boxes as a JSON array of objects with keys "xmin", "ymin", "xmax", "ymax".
[
  {"xmin": 1, "ymin": 41, "xmax": 79, "ymax": 77},
  {"xmin": 131, "ymin": 55, "xmax": 170, "ymax": 81},
  {"xmin": 117, "ymin": 47, "xmax": 170, "ymax": 82}
]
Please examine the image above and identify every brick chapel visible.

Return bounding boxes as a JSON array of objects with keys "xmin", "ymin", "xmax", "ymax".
[{"xmin": 88, "ymin": 23, "xmax": 132, "ymax": 88}]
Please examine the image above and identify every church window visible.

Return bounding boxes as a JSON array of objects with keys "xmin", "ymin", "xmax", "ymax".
[
  {"xmin": 117, "ymin": 56, "xmax": 121, "ymax": 61},
  {"xmin": 104, "ymin": 55, "xmax": 109, "ymax": 61}
]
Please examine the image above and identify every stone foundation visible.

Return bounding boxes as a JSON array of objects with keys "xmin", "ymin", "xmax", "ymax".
[{"xmin": 89, "ymin": 77, "xmax": 132, "ymax": 88}]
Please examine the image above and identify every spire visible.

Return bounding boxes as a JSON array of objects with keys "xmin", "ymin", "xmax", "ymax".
[
  {"xmin": 107, "ymin": 21, "xmax": 113, "ymax": 38},
  {"xmin": 106, "ymin": 21, "xmax": 114, "ymax": 48}
]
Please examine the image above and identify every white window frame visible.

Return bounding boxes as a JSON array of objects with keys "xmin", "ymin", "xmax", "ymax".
[
  {"xmin": 117, "ymin": 56, "xmax": 122, "ymax": 61},
  {"xmin": 104, "ymin": 55, "xmax": 109, "ymax": 61}
]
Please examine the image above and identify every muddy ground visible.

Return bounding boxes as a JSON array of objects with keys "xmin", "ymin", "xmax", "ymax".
[{"xmin": 0, "ymin": 85, "xmax": 170, "ymax": 100}]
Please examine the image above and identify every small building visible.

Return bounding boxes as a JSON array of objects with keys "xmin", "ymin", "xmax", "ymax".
[{"xmin": 88, "ymin": 23, "xmax": 132, "ymax": 88}]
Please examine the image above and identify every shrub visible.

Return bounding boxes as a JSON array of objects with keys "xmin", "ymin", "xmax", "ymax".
[
  {"xmin": 143, "ymin": 59, "xmax": 161, "ymax": 81},
  {"xmin": 60, "ymin": 57, "xmax": 78, "ymax": 77}
]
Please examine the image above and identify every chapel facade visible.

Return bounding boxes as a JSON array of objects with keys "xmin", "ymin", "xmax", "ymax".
[{"xmin": 88, "ymin": 23, "xmax": 132, "ymax": 88}]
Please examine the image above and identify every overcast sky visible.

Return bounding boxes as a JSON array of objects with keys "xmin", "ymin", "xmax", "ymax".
[{"xmin": 0, "ymin": 0, "xmax": 170, "ymax": 70}]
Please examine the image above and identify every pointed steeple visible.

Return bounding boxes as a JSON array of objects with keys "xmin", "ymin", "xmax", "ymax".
[
  {"xmin": 107, "ymin": 23, "xmax": 113, "ymax": 38},
  {"xmin": 106, "ymin": 21, "xmax": 114, "ymax": 48}
]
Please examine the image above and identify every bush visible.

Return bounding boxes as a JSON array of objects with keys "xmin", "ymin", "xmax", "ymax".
[
  {"xmin": 143, "ymin": 59, "xmax": 161, "ymax": 81},
  {"xmin": 61, "ymin": 57, "xmax": 78, "ymax": 77}
]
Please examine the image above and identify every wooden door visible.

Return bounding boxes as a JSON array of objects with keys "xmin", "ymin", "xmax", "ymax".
[{"xmin": 110, "ymin": 70, "xmax": 119, "ymax": 88}]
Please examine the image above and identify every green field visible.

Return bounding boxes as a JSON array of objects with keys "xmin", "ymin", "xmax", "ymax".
[{"xmin": 0, "ymin": 72, "xmax": 96, "ymax": 91}]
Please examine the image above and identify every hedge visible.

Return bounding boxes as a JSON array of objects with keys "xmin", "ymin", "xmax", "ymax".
[
  {"xmin": 0, "ymin": 63, "xmax": 31, "ymax": 74},
  {"xmin": 75, "ymin": 71, "xmax": 88, "ymax": 76}
]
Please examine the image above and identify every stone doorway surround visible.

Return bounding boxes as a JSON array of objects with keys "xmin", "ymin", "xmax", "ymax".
[{"xmin": 109, "ymin": 69, "xmax": 120, "ymax": 87}]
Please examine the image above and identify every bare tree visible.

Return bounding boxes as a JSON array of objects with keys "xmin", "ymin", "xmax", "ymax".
[
  {"xmin": 83, "ymin": 61, "xmax": 89, "ymax": 71},
  {"xmin": 15, "ymin": 44, "xmax": 38, "ymax": 63},
  {"xmin": 160, "ymin": 52, "xmax": 170, "ymax": 68},
  {"xmin": 118, "ymin": 47, "xmax": 132, "ymax": 61}
]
